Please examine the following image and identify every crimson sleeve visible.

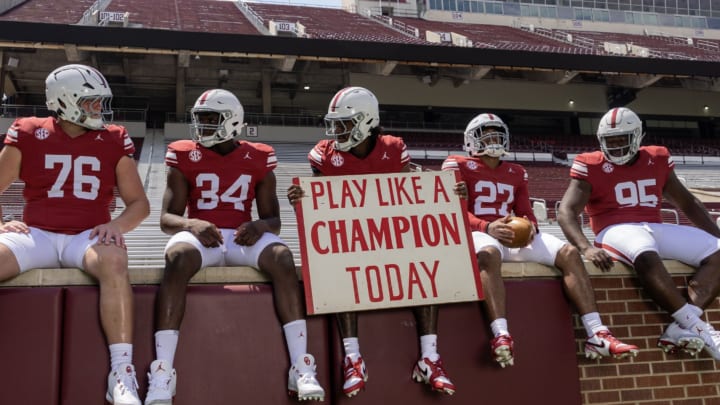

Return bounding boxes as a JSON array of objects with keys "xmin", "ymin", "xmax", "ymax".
[{"xmin": 467, "ymin": 212, "xmax": 490, "ymax": 233}]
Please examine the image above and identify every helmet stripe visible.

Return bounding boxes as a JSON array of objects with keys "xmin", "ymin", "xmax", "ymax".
[
  {"xmin": 329, "ymin": 87, "xmax": 352, "ymax": 112},
  {"xmin": 198, "ymin": 90, "xmax": 212, "ymax": 105},
  {"xmin": 610, "ymin": 108, "xmax": 619, "ymax": 128}
]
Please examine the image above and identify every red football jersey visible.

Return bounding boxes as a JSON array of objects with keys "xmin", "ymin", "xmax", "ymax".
[
  {"xmin": 442, "ymin": 155, "xmax": 536, "ymax": 228},
  {"xmin": 570, "ymin": 146, "xmax": 673, "ymax": 234},
  {"xmin": 308, "ymin": 135, "xmax": 409, "ymax": 175},
  {"xmin": 4, "ymin": 117, "xmax": 134, "ymax": 234},
  {"xmin": 165, "ymin": 140, "xmax": 277, "ymax": 228}
]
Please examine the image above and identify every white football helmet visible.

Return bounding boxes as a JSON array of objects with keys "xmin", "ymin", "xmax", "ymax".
[
  {"xmin": 597, "ymin": 107, "xmax": 644, "ymax": 165},
  {"xmin": 324, "ymin": 86, "xmax": 380, "ymax": 152},
  {"xmin": 45, "ymin": 64, "xmax": 113, "ymax": 130},
  {"xmin": 464, "ymin": 113, "xmax": 509, "ymax": 157},
  {"xmin": 190, "ymin": 89, "xmax": 244, "ymax": 147}
]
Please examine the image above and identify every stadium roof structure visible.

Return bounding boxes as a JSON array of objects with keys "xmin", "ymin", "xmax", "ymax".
[{"xmin": 0, "ymin": 16, "xmax": 718, "ymax": 117}]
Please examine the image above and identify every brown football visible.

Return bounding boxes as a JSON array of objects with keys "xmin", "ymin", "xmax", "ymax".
[{"xmin": 503, "ymin": 216, "xmax": 533, "ymax": 248}]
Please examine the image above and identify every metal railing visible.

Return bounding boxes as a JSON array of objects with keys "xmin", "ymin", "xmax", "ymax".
[{"xmin": 1, "ymin": 105, "xmax": 147, "ymax": 122}]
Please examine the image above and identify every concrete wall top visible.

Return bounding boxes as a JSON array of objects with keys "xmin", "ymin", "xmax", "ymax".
[{"xmin": 0, "ymin": 260, "xmax": 695, "ymax": 288}]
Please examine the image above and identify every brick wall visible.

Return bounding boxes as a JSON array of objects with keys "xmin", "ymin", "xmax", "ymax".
[{"xmin": 575, "ymin": 274, "xmax": 720, "ymax": 405}]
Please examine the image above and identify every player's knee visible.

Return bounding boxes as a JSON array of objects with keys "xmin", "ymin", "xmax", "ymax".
[
  {"xmin": 477, "ymin": 248, "xmax": 501, "ymax": 270},
  {"xmin": 259, "ymin": 244, "xmax": 296, "ymax": 279},
  {"xmin": 556, "ymin": 244, "xmax": 581, "ymax": 266},
  {"xmin": 634, "ymin": 251, "xmax": 664, "ymax": 273},
  {"xmin": 266, "ymin": 243, "xmax": 295, "ymax": 267},
  {"xmin": 699, "ymin": 250, "xmax": 720, "ymax": 268},
  {"xmin": 0, "ymin": 244, "xmax": 20, "ymax": 281},
  {"xmin": 165, "ymin": 244, "xmax": 198, "ymax": 265},
  {"xmin": 97, "ymin": 249, "xmax": 129, "ymax": 278}
]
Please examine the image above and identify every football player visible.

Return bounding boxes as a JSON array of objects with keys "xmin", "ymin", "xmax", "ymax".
[
  {"xmin": 287, "ymin": 86, "xmax": 456, "ymax": 396},
  {"xmin": 444, "ymin": 113, "xmax": 637, "ymax": 368},
  {"xmin": 0, "ymin": 64, "xmax": 150, "ymax": 405},
  {"xmin": 145, "ymin": 89, "xmax": 325, "ymax": 404},
  {"xmin": 558, "ymin": 107, "xmax": 720, "ymax": 359}
]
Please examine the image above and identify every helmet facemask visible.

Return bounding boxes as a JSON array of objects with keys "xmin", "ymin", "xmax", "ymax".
[
  {"xmin": 189, "ymin": 89, "xmax": 244, "ymax": 148},
  {"xmin": 464, "ymin": 113, "xmax": 510, "ymax": 157},
  {"xmin": 190, "ymin": 109, "xmax": 237, "ymax": 147},
  {"xmin": 599, "ymin": 129, "xmax": 644, "ymax": 165},
  {"xmin": 597, "ymin": 107, "xmax": 644, "ymax": 165},
  {"xmin": 324, "ymin": 112, "xmax": 370, "ymax": 152},
  {"xmin": 464, "ymin": 123, "xmax": 509, "ymax": 157},
  {"xmin": 45, "ymin": 64, "xmax": 113, "ymax": 130},
  {"xmin": 75, "ymin": 95, "xmax": 113, "ymax": 130},
  {"xmin": 324, "ymin": 87, "xmax": 380, "ymax": 152}
]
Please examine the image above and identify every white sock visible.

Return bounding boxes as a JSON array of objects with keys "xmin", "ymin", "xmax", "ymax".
[
  {"xmin": 154, "ymin": 330, "xmax": 179, "ymax": 368},
  {"xmin": 283, "ymin": 320, "xmax": 308, "ymax": 364},
  {"xmin": 109, "ymin": 343, "xmax": 133, "ymax": 370},
  {"xmin": 689, "ymin": 304, "xmax": 703, "ymax": 317},
  {"xmin": 673, "ymin": 303, "xmax": 704, "ymax": 330},
  {"xmin": 490, "ymin": 318, "xmax": 509, "ymax": 338},
  {"xmin": 581, "ymin": 312, "xmax": 608, "ymax": 337},
  {"xmin": 343, "ymin": 337, "xmax": 360, "ymax": 357},
  {"xmin": 420, "ymin": 334, "xmax": 439, "ymax": 361}
]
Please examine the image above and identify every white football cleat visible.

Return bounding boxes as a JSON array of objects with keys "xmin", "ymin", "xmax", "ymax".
[
  {"xmin": 657, "ymin": 322, "xmax": 704, "ymax": 356},
  {"xmin": 412, "ymin": 356, "xmax": 455, "ymax": 395},
  {"xmin": 689, "ymin": 321, "xmax": 720, "ymax": 360},
  {"xmin": 491, "ymin": 334, "xmax": 514, "ymax": 368},
  {"xmin": 585, "ymin": 330, "xmax": 639, "ymax": 360},
  {"xmin": 288, "ymin": 354, "xmax": 325, "ymax": 401},
  {"xmin": 144, "ymin": 360, "xmax": 177, "ymax": 405},
  {"xmin": 106, "ymin": 363, "xmax": 141, "ymax": 405},
  {"xmin": 342, "ymin": 354, "xmax": 367, "ymax": 397}
]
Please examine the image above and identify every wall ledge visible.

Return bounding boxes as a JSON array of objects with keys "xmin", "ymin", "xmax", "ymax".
[{"xmin": 0, "ymin": 260, "xmax": 695, "ymax": 287}]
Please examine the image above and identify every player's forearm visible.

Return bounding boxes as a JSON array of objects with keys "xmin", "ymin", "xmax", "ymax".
[
  {"xmin": 256, "ymin": 217, "xmax": 281, "ymax": 235},
  {"xmin": 557, "ymin": 211, "xmax": 593, "ymax": 252},
  {"xmin": 111, "ymin": 198, "xmax": 150, "ymax": 233},
  {"xmin": 159, "ymin": 213, "xmax": 193, "ymax": 235},
  {"xmin": 684, "ymin": 201, "xmax": 720, "ymax": 238}
]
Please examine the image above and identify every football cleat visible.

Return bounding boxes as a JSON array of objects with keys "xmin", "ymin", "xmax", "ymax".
[
  {"xmin": 491, "ymin": 334, "xmax": 514, "ymax": 368},
  {"xmin": 689, "ymin": 321, "xmax": 720, "ymax": 360},
  {"xmin": 342, "ymin": 354, "xmax": 368, "ymax": 397},
  {"xmin": 106, "ymin": 363, "xmax": 141, "ymax": 405},
  {"xmin": 144, "ymin": 360, "xmax": 177, "ymax": 405},
  {"xmin": 412, "ymin": 356, "xmax": 455, "ymax": 395},
  {"xmin": 585, "ymin": 330, "xmax": 639, "ymax": 360},
  {"xmin": 658, "ymin": 322, "xmax": 704, "ymax": 356},
  {"xmin": 288, "ymin": 354, "xmax": 325, "ymax": 401}
]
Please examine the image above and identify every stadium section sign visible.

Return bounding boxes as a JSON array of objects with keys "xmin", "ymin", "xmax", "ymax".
[{"xmin": 293, "ymin": 171, "xmax": 482, "ymax": 315}]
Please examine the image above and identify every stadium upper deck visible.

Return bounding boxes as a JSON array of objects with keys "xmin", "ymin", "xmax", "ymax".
[{"xmin": 0, "ymin": 0, "xmax": 718, "ymax": 126}]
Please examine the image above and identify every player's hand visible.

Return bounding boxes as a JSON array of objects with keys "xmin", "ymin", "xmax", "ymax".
[
  {"xmin": 234, "ymin": 221, "xmax": 266, "ymax": 246},
  {"xmin": 487, "ymin": 215, "xmax": 514, "ymax": 245},
  {"xmin": 287, "ymin": 184, "xmax": 305, "ymax": 205},
  {"xmin": 90, "ymin": 222, "xmax": 125, "ymax": 248},
  {"xmin": 186, "ymin": 219, "xmax": 223, "ymax": 248},
  {"xmin": 523, "ymin": 215, "xmax": 537, "ymax": 245},
  {"xmin": 582, "ymin": 246, "xmax": 614, "ymax": 272},
  {"xmin": 0, "ymin": 220, "xmax": 30, "ymax": 234},
  {"xmin": 453, "ymin": 181, "xmax": 468, "ymax": 199}
]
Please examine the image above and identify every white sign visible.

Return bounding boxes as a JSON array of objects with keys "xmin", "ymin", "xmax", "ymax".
[
  {"xmin": 438, "ymin": 32, "xmax": 452, "ymax": 42},
  {"xmin": 276, "ymin": 21, "xmax": 296, "ymax": 32},
  {"xmin": 100, "ymin": 12, "xmax": 126, "ymax": 23},
  {"xmin": 246, "ymin": 126, "xmax": 258, "ymax": 137},
  {"xmin": 294, "ymin": 171, "xmax": 482, "ymax": 315}
]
